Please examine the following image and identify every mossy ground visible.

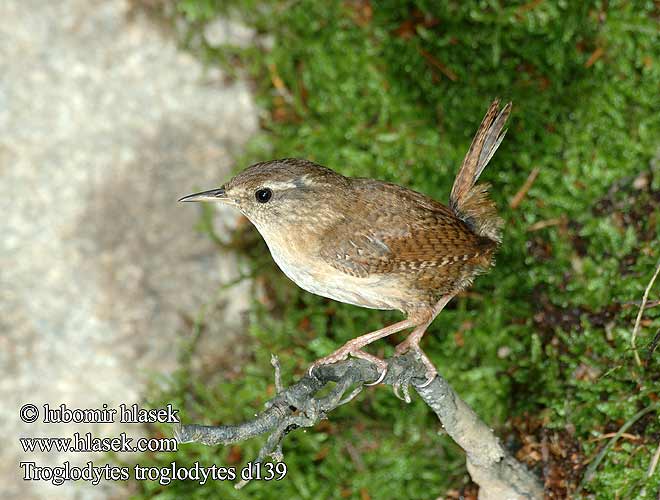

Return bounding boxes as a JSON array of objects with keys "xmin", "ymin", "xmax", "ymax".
[{"xmin": 131, "ymin": 1, "xmax": 660, "ymax": 498}]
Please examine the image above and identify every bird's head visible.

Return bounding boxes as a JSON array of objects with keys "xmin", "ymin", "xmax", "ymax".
[{"xmin": 179, "ymin": 158, "xmax": 349, "ymax": 233}]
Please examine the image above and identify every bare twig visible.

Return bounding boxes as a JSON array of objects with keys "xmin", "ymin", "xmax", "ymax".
[
  {"xmin": 509, "ymin": 167, "xmax": 540, "ymax": 209},
  {"xmin": 646, "ymin": 328, "xmax": 660, "ymax": 361},
  {"xmin": 622, "ymin": 299, "xmax": 660, "ymax": 310},
  {"xmin": 418, "ymin": 48, "xmax": 458, "ymax": 81},
  {"xmin": 516, "ymin": 0, "xmax": 544, "ymax": 16},
  {"xmin": 344, "ymin": 441, "xmax": 366, "ymax": 472},
  {"xmin": 631, "ymin": 259, "xmax": 660, "ymax": 367},
  {"xmin": 647, "ymin": 441, "xmax": 660, "ymax": 478},
  {"xmin": 584, "ymin": 47, "xmax": 604, "ymax": 68},
  {"xmin": 174, "ymin": 353, "xmax": 542, "ymax": 498},
  {"xmin": 581, "ymin": 403, "xmax": 659, "ymax": 487},
  {"xmin": 268, "ymin": 63, "xmax": 295, "ymax": 104},
  {"xmin": 526, "ymin": 216, "xmax": 565, "ymax": 232},
  {"xmin": 270, "ymin": 354, "xmax": 283, "ymax": 394},
  {"xmin": 587, "ymin": 432, "xmax": 641, "ymax": 442}
]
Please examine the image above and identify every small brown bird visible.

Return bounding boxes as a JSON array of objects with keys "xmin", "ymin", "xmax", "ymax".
[{"xmin": 180, "ymin": 100, "xmax": 511, "ymax": 386}]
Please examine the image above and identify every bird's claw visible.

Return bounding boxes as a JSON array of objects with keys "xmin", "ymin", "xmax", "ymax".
[
  {"xmin": 308, "ymin": 356, "xmax": 339, "ymax": 378},
  {"xmin": 416, "ymin": 369, "xmax": 436, "ymax": 388},
  {"xmin": 308, "ymin": 348, "xmax": 389, "ymax": 386},
  {"xmin": 391, "ymin": 342, "xmax": 437, "ymax": 396},
  {"xmin": 392, "ymin": 368, "xmax": 414, "ymax": 403},
  {"xmin": 364, "ymin": 365, "xmax": 388, "ymax": 386},
  {"xmin": 306, "ymin": 348, "xmax": 359, "ymax": 378},
  {"xmin": 391, "ymin": 362, "xmax": 435, "ymax": 402}
]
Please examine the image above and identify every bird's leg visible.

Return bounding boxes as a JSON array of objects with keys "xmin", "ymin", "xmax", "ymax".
[
  {"xmin": 308, "ymin": 318, "xmax": 416, "ymax": 381},
  {"xmin": 394, "ymin": 294, "xmax": 455, "ymax": 387}
]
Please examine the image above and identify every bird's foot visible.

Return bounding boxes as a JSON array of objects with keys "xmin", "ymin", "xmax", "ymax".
[
  {"xmin": 307, "ymin": 344, "xmax": 355, "ymax": 375},
  {"xmin": 394, "ymin": 340, "xmax": 437, "ymax": 388},
  {"xmin": 353, "ymin": 351, "xmax": 389, "ymax": 386},
  {"xmin": 308, "ymin": 344, "xmax": 388, "ymax": 385}
]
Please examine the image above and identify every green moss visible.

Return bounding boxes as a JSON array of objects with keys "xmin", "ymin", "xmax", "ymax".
[{"xmin": 134, "ymin": 1, "xmax": 660, "ymax": 498}]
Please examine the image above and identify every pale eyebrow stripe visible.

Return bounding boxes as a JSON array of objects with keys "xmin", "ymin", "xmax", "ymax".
[{"xmin": 266, "ymin": 180, "xmax": 299, "ymax": 190}]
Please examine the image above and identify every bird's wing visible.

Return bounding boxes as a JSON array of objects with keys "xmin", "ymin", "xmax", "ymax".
[{"xmin": 319, "ymin": 180, "xmax": 488, "ymax": 279}]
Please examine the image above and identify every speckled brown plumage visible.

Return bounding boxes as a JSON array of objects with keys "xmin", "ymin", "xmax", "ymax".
[{"xmin": 318, "ymin": 178, "xmax": 497, "ymax": 314}]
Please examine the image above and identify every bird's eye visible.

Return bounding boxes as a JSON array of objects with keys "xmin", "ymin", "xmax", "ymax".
[{"xmin": 255, "ymin": 188, "xmax": 272, "ymax": 203}]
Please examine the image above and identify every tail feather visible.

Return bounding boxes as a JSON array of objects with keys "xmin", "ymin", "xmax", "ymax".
[{"xmin": 449, "ymin": 99, "xmax": 511, "ymax": 243}]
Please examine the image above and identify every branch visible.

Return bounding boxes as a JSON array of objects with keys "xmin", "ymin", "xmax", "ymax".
[
  {"xmin": 174, "ymin": 353, "xmax": 542, "ymax": 499},
  {"xmin": 631, "ymin": 258, "xmax": 660, "ymax": 366}
]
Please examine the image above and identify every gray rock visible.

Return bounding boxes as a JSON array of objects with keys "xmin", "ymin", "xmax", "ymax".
[
  {"xmin": 0, "ymin": 0, "xmax": 257, "ymax": 498},
  {"xmin": 204, "ymin": 17, "xmax": 255, "ymax": 48}
]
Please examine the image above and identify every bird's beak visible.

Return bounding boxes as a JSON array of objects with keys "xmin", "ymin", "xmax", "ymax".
[{"xmin": 178, "ymin": 187, "xmax": 227, "ymax": 203}]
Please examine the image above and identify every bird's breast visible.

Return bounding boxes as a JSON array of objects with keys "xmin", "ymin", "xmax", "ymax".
[{"xmin": 262, "ymin": 231, "xmax": 407, "ymax": 311}]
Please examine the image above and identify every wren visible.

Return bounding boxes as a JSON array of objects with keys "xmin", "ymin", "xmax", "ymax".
[{"xmin": 180, "ymin": 100, "xmax": 511, "ymax": 386}]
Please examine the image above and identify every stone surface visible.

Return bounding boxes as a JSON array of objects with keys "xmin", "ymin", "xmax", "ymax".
[
  {"xmin": 0, "ymin": 0, "xmax": 257, "ymax": 498},
  {"xmin": 204, "ymin": 17, "xmax": 255, "ymax": 47}
]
